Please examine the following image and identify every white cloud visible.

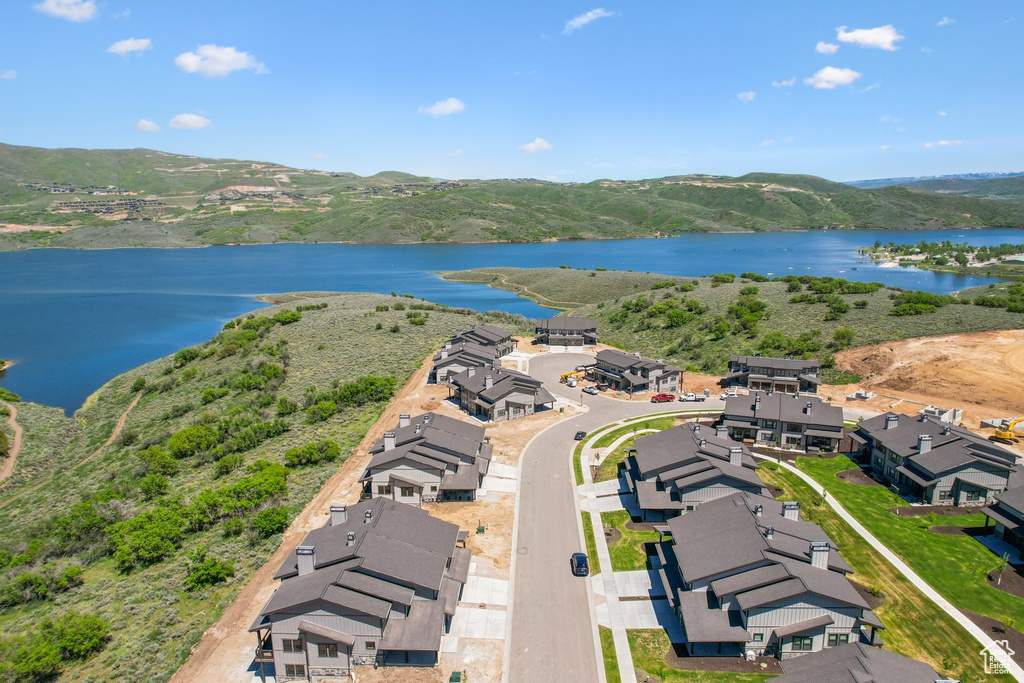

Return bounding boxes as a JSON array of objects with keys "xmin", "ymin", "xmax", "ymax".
[
  {"xmin": 857, "ymin": 81, "xmax": 881, "ymax": 93},
  {"xmin": 772, "ymin": 78, "xmax": 796, "ymax": 88},
  {"xmin": 308, "ymin": 152, "xmax": 326, "ymax": 160},
  {"xmin": 880, "ymin": 114, "xmax": 901, "ymax": 123},
  {"xmin": 836, "ymin": 25, "xmax": 905, "ymax": 51},
  {"xmin": 938, "ymin": 17, "xmax": 955, "ymax": 26},
  {"xmin": 804, "ymin": 66, "xmax": 862, "ymax": 89},
  {"xmin": 418, "ymin": 97, "xmax": 465, "ymax": 117},
  {"xmin": 32, "ymin": 0, "xmax": 97, "ymax": 22},
  {"xmin": 815, "ymin": 41, "xmax": 839, "ymax": 54},
  {"xmin": 564, "ymin": 8, "xmax": 615, "ymax": 35},
  {"xmin": 447, "ymin": 149, "xmax": 463, "ymax": 157},
  {"xmin": 112, "ymin": 8, "xmax": 131, "ymax": 19},
  {"xmin": 760, "ymin": 139, "xmax": 775, "ymax": 146},
  {"xmin": 736, "ymin": 91, "xmax": 756, "ymax": 103},
  {"xmin": 880, "ymin": 144, "xmax": 893, "ymax": 150},
  {"xmin": 168, "ymin": 113, "xmax": 212, "ymax": 130},
  {"xmin": 519, "ymin": 137, "xmax": 553, "ymax": 154},
  {"xmin": 513, "ymin": 70, "xmax": 536, "ymax": 76},
  {"xmin": 938, "ymin": 110, "xmax": 947, "ymax": 116},
  {"xmin": 923, "ymin": 140, "xmax": 963, "ymax": 148},
  {"xmin": 784, "ymin": 136, "xmax": 794, "ymax": 143},
  {"xmin": 174, "ymin": 45, "xmax": 266, "ymax": 77},
  {"xmin": 0, "ymin": 70, "xmax": 16, "ymax": 80},
  {"xmin": 107, "ymin": 38, "xmax": 152, "ymax": 56},
  {"xmin": 134, "ymin": 119, "xmax": 159, "ymax": 132}
]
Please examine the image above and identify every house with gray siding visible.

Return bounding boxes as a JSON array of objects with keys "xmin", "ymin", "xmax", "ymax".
[
  {"xmin": 447, "ymin": 324, "xmax": 515, "ymax": 357},
  {"xmin": 724, "ymin": 355, "xmax": 821, "ymax": 394},
  {"xmin": 653, "ymin": 492, "xmax": 881, "ymax": 660},
  {"xmin": 622, "ymin": 423, "xmax": 768, "ymax": 521},
  {"xmin": 982, "ymin": 487, "xmax": 1024, "ymax": 560},
  {"xmin": 854, "ymin": 412, "xmax": 1022, "ymax": 506},
  {"xmin": 592, "ymin": 349, "xmax": 681, "ymax": 394},
  {"xmin": 774, "ymin": 641, "xmax": 945, "ymax": 682},
  {"xmin": 251, "ymin": 499, "xmax": 471, "ymax": 680},
  {"xmin": 361, "ymin": 412, "xmax": 492, "ymax": 505},
  {"xmin": 534, "ymin": 317, "xmax": 598, "ymax": 346},
  {"xmin": 722, "ymin": 392, "xmax": 844, "ymax": 452},
  {"xmin": 429, "ymin": 340, "xmax": 498, "ymax": 384},
  {"xmin": 447, "ymin": 365, "xmax": 555, "ymax": 422}
]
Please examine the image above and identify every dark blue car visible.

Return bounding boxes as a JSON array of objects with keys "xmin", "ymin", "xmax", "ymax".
[{"xmin": 570, "ymin": 552, "xmax": 590, "ymax": 577}]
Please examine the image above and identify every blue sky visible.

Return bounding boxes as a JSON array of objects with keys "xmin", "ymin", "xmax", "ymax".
[{"xmin": 1, "ymin": 1, "xmax": 1021, "ymax": 182}]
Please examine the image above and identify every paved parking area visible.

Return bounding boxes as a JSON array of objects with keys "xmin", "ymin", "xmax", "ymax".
[
  {"xmin": 462, "ymin": 576, "xmax": 510, "ymax": 606},
  {"xmin": 480, "ymin": 476, "xmax": 517, "ymax": 494},
  {"xmin": 592, "ymin": 569, "xmax": 665, "ymax": 599},
  {"xmin": 487, "ymin": 463, "xmax": 518, "ymax": 479},
  {"xmin": 595, "ymin": 598, "xmax": 683, "ymax": 640},
  {"xmin": 446, "ymin": 606, "xmax": 508, "ymax": 648}
]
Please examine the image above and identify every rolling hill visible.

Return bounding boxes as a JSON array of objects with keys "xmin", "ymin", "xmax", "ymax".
[{"xmin": 2, "ymin": 142, "xmax": 1024, "ymax": 250}]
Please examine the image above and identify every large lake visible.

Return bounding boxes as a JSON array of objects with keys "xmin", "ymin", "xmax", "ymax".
[{"xmin": 3, "ymin": 227, "xmax": 1024, "ymax": 414}]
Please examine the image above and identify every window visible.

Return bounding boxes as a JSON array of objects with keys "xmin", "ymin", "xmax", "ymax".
[
  {"xmin": 873, "ymin": 455, "xmax": 883, "ymax": 467},
  {"xmin": 938, "ymin": 489, "xmax": 952, "ymax": 501},
  {"xmin": 400, "ymin": 486, "xmax": 414, "ymax": 497},
  {"xmin": 284, "ymin": 664, "xmax": 306, "ymax": 677},
  {"xmin": 786, "ymin": 436, "xmax": 801, "ymax": 446},
  {"xmin": 366, "ymin": 640, "xmax": 377, "ymax": 651},
  {"xmin": 827, "ymin": 633, "xmax": 849, "ymax": 647},
  {"xmin": 752, "ymin": 633, "xmax": 763, "ymax": 643},
  {"xmin": 888, "ymin": 451, "xmax": 899, "ymax": 463},
  {"xmin": 281, "ymin": 638, "xmax": 303, "ymax": 653},
  {"xmin": 786, "ymin": 423, "xmax": 803, "ymax": 433},
  {"xmin": 791, "ymin": 636, "xmax": 813, "ymax": 651},
  {"xmin": 761, "ymin": 420, "xmax": 777, "ymax": 429},
  {"xmin": 318, "ymin": 643, "xmax": 338, "ymax": 658},
  {"xmin": 376, "ymin": 484, "xmax": 391, "ymax": 495},
  {"xmin": 966, "ymin": 490, "xmax": 981, "ymax": 502},
  {"xmin": 430, "ymin": 485, "xmax": 438, "ymax": 492}
]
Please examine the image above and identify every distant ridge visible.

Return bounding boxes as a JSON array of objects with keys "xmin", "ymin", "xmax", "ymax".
[{"xmin": 846, "ymin": 171, "xmax": 1024, "ymax": 190}]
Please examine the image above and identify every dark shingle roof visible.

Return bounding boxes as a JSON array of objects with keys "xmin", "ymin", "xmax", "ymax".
[
  {"xmin": 730, "ymin": 355, "xmax": 820, "ymax": 373},
  {"xmin": 723, "ymin": 391, "xmax": 843, "ymax": 429},
  {"xmin": 775, "ymin": 642, "xmax": 941, "ymax": 682},
  {"xmin": 535, "ymin": 317, "xmax": 598, "ymax": 332}
]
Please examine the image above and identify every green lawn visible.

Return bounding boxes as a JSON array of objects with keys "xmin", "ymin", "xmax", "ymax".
[
  {"xmin": 797, "ymin": 456, "xmax": 1024, "ymax": 625},
  {"xmin": 602, "ymin": 510, "xmax": 662, "ymax": 572},
  {"xmin": 600, "ymin": 626, "xmax": 621, "ymax": 683},
  {"xmin": 758, "ymin": 462, "xmax": 1014, "ymax": 681},
  {"xmin": 592, "ymin": 416, "xmax": 678, "ymax": 449},
  {"xmin": 594, "ymin": 436, "xmax": 637, "ymax": 483},
  {"xmin": 574, "ymin": 438, "xmax": 586, "ymax": 486},
  {"xmin": 582, "ymin": 512, "xmax": 602, "ymax": 576},
  {"xmin": 627, "ymin": 629, "xmax": 774, "ymax": 682}
]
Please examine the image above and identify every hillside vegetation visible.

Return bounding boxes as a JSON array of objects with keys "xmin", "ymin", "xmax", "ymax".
[
  {"xmin": 0, "ymin": 292, "xmax": 523, "ymax": 682},
  {"xmin": 447, "ymin": 267, "xmax": 1024, "ymax": 376},
  {"xmin": 3, "ymin": 142, "xmax": 1024, "ymax": 250},
  {"xmin": 900, "ymin": 175, "xmax": 1024, "ymax": 201}
]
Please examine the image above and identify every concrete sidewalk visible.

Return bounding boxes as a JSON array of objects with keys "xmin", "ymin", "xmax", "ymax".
[{"xmin": 755, "ymin": 455, "xmax": 1024, "ymax": 681}]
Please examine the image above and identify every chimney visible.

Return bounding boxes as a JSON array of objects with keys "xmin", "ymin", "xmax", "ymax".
[
  {"xmin": 346, "ymin": 531, "xmax": 356, "ymax": 547},
  {"xmin": 885, "ymin": 414, "xmax": 899, "ymax": 430},
  {"xmin": 441, "ymin": 349, "xmax": 448, "ymax": 359},
  {"xmin": 414, "ymin": 423, "xmax": 421, "ymax": 434},
  {"xmin": 810, "ymin": 541, "xmax": 830, "ymax": 569},
  {"xmin": 383, "ymin": 432, "xmax": 396, "ymax": 451},
  {"xmin": 467, "ymin": 367, "xmax": 476, "ymax": 377},
  {"xmin": 729, "ymin": 446, "xmax": 743, "ymax": 467},
  {"xmin": 363, "ymin": 509, "xmax": 373, "ymax": 524},
  {"xmin": 942, "ymin": 425, "xmax": 950, "ymax": 436},
  {"xmin": 399, "ymin": 414, "xmax": 410, "ymax": 428},
  {"xmin": 753, "ymin": 504, "xmax": 763, "ymax": 517},
  {"xmin": 445, "ymin": 341, "xmax": 452, "ymax": 350},
  {"xmin": 693, "ymin": 424, "xmax": 700, "ymax": 434},
  {"xmin": 782, "ymin": 501, "xmax": 800, "ymax": 521},
  {"xmin": 804, "ymin": 401, "xmax": 812, "ymax": 415},
  {"xmin": 296, "ymin": 546, "xmax": 316, "ymax": 576},
  {"xmin": 918, "ymin": 434, "xmax": 933, "ymax": 454},
  {"xmin": 485, "ymin": 375, "xmax": 493, "ymax": 389},
  {"xmin": 330, "ymin": 504, "xmax": 347, "ymax": 526},
  {"xmin": 699, "ymin": 438, "xmax": 707, "ymax": 448},
  {"xmin": 716, "ymin": 425, "xmax": 729, "ymax": 439},
  {"xmin": 764, "ymin": 525, "xmax": 774, "ymax": 540}
]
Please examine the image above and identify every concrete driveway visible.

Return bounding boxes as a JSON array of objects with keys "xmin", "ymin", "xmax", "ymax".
[{"xmin": 507, "ymin": 352, "xmax": 724, "ymax": 683}]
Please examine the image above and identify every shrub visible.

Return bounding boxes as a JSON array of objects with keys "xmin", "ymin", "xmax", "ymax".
[
  {"xmin": 0, "ymin": 432, "xmax": 8, "ymax": 456},
  {"xmin": 251, "ymin": 506, "xmax": 290, "ymax": 538},
  {"xmin": 139, "ymin": 446, "xmax": 179, "ymax": 476},
  {"xmin": 739, "ymin": 285, "xmax": 760, "ymax": 296},
  {"xmin": 131, "ymin": 377, "xmax": 147, "ymax": 393},
  {"xmin": 854, "ymin": 299, "xmax": 869, "ymax": 309},
  {"xmin": 740, "ymin": 272, "xmax": 770, "ymax": 282},
  {"xmin": 200, "ymin": 387, "xmax": 229, "ymax": 405},
  {"xmin": 0, "ymin": 388, "xmax": 21, "ymax": 402},
  {"xmin": 276, "ymin": 397, "xmax": 298, "ymax": 416},
  {"xmin": 214, "ymin": 453, "xmax": 245, "ymax": 478},
  {"xmin": 222, "ymin": 517, "xmax": 245, "ymax": 538},
  {"xmin": 0, "ymin": 563, "xmax": 84, "ymax": 608},
  {"xmin": 306, "ymin": 400, "xmax": 337, "ymax": 424},
  {"xmin": 174, "ymin": 347, "xmax": 200, "ymax": 367},
  {"xmin": 832, "ymin": 328, "xmax": 856, "ymax": 348},
  {"xmin": 184, "ymin": 545, "xmax": 235, "ymax": 591},
  {"xmin": 107, "ymin": 506, "xmax": 186, "ymax": 572},
  {"xmin": 284, "ymin": 440, "xmax": 341, "ymax": 468},
  {"xmin": 271, "ymin": 309, "xmax": 302, "ymax": 325},
  {"xmin": 167, "ymin": 424, "xmax": 219, "ymax": 458},
  {"xmin": 218, "ymin": 461, "xmax": 289, "ymax": 515},
  {"xmin": 710, "ymin": 273, "xmax": 735, "ymax": 284},
  {"xmin": 139, "ymin": 473, "xmax": 169, "ymax": 500},
  {"xmin": 39, "ymin": 611, "xmax": 110, "ymax": 660}
]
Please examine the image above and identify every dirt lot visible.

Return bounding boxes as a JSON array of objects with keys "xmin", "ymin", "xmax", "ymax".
[{"xmin": 833, "ymin": 329, "xmax": 1024, "ymax": 430}]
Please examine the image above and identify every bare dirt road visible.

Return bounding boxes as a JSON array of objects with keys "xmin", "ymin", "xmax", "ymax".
[
  {"xmin": 835, "ymin": 329, "xmax": 1024, "ymax": 426},
  {"xmin": 0, "ymin": 402, "xmax": 23, "ymax": 485}
]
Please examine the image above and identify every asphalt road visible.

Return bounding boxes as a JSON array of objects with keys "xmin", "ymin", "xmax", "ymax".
[{"xmin": 507, "ymin": 352, "xmax": 726, "ymax": 682}]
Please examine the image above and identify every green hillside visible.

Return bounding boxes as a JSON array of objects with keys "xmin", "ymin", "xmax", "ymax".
[
  {"xmin": 900, "ymin": 175, "xmax": 1024, "ymax": 201},
  {"xmin": 3, "ymin": 142, "xmax": 1024, "ymax": 250}
]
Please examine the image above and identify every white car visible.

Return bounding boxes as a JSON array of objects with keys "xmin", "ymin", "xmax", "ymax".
[
  {"xmin": 582, "ymin": 386, "xmax": 599, "ymax": 395},
  {"xmin": 720, "ymin": 391, "xmax": 738, "ymax": 400}
]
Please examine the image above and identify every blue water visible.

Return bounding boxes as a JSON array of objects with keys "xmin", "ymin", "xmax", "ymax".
[{"xmin": 2, "ymin": 227, "xmax": 1023, "ymax": 413}]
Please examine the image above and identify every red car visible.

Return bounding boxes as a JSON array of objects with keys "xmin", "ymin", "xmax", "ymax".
[{"xmin": 650, "ymin": 393, "xmax": 675, "ymax": 403}]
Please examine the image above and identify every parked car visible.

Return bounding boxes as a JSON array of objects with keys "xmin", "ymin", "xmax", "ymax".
[
  {"xmin": 650, "ymin": 393, "xmax": 675, "ymax": 403},
  {"xmin": 575, "ymin": 364, "xmax": 590, "ymax": 372},
  {"xmin": 720, "ymin": 391, "xmax": 739, "ymax": 400},
  {"xmin": 574, "ymin": 430, "xmax": 588, "ymax": 441},
  {"xmin": 570, "ymin": 552, "xmax": 590, "ymax": 577},
  {"xmin": 582, "ymin": 386, "xmax": 599, "ymax": 395},
  {"xmin": 678, "ymin": 393, "xmax": 706, "ymax": 402}
]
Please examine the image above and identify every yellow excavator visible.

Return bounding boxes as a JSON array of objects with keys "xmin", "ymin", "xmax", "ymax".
[{"xmin": 989, "ymin": 417, "xmax": 1023, "ymax": 445}]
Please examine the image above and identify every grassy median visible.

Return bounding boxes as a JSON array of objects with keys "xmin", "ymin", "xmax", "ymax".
[
  {"xmin": 627, "ymin": 629, "xmax": 773, "ymax": 682},
  {"xmin": 599, "ymin": 626, "xmax": 622, "ymax": 683},
  {"xmin": 602, "ymin": 510, "xmax": 662, "ymax": 572}
]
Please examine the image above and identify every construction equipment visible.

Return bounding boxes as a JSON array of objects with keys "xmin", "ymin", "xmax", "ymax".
[
  {"xmin": 560, "ymin": 370, "xmax": 586, "ymax": 384},
  {"xmin": 989, "ymin": 417, "xmax": 1023, "ymax": 444}
]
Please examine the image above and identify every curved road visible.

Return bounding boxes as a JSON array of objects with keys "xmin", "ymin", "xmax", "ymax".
[{"xmin": 507, "ymin": 353, "xmax": 725, "ymax": 682}]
